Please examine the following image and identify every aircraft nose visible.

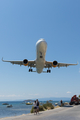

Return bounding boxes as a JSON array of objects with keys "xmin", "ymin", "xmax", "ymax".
[
  {"xmin": 36, "ymin": 38, "xmax": 46, "ymax": 45},
  {"xmin": 38, "ymin": 39, "xmax": 47, "ymax": 46},
  {"xmin": 41, "ymin": 40, "xmax": 47, "ymax": 47}
]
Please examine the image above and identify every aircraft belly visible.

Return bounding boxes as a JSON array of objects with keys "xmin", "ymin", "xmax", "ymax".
[
  {"xmin": 36, "ymin": 39, "xmax": 47, "ymax": 73},
  {"xmin": 36, "ymin": 60, "xmax": 44, "ymax": 73}
]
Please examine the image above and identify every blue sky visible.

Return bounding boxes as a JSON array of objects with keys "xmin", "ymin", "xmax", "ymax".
[{"xmin": 0, "ymin": 0, "xmax": 80, "ymax": 101}]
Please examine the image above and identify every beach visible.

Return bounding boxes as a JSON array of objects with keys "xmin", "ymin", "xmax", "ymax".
[{"xmin": 1, "ymin": 105, "xmax": 80, "ymax": 120}]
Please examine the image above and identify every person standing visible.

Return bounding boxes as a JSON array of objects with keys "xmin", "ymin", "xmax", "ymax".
[
  {"xmin": 60, "ymin": 100, "xmax": 63, "ymax": 107},
  {"xmin": 33, "ymin": 101, "xmax": 37, "ymax": 115},
  {"xmin": 36, "ymin": 99, "xmax": 39, "ymax": 113}
]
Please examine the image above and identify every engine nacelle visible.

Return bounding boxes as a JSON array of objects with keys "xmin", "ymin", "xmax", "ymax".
[
  {"xmin": 53, "ymin": 61, "xmax": 58, "ymax": 67},
  {"xmin": 23, "ymin": 59, "xmax": 28, "ymax": 66}
]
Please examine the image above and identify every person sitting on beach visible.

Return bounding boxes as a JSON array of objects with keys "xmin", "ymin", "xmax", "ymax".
[
  {"xmin": 36, "ymin": 99, "xmax": 39, "ymax": 114},
  {"xmin": 33, "ymin": 101, "xmax": 37, "ymax": 115}
]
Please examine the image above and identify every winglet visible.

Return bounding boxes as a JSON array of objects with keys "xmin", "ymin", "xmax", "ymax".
[
  {"xmin": 2, "ymin": 57, "xmax": 5, "ymax": 62},
  {"xmin": 2, "ymin": 57, "xmax": 3, "ymax": 61}
]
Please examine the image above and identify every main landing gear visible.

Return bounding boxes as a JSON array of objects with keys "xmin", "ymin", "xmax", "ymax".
[
  {"xmin": 29, "ymin": 68, "xmax": 33, "ymax": 72},
  {"xmin": 47, "ymin": 69, "xmax": 51, "ymax": 73}
]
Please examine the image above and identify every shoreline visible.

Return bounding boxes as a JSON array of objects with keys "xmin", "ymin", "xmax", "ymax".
[
  {"xmin": 0, "ymin": 106, "xmax": 61, "ymax": 120},
  {"xmin": 1, "ymin": 105, "xmax": 80, "ymax": 120}
]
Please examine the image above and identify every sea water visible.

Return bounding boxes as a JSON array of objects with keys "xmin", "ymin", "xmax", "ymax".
[
  {"xmin": 0, "ymin": 101, "xmax": 32, "ymax": 118},
  {"xmin": 0, "ymin": 101, "xmax": 69, "ymax": 118}
]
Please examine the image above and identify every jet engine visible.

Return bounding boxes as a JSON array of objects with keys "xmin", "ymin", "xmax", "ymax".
[
  {"xmin": 23, "ymin": 59, "xmax": 28, "ymax": 66},
  {"xmin": 53, "ymin": 61, "xmax": 58, "ymax": 67}
]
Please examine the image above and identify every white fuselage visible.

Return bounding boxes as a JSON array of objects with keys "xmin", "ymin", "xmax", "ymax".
[{"xmin": 36, "ymin": 39, "xmax": 47, "ymax": 73}]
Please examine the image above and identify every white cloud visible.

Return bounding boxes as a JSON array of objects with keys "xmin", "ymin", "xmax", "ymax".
[
  {"xmin": 67, "ymin": 91, "xmax": 71, "ymax": 94},
  {"xmin": 0, "ymin": 94, "xmax": 22, "ymax": 98},
  {"xmin": 29, "ymin": 94, "xmax": 39, "ymax": 96},
  {"xmin": 0, "ymin": 95, "xmax": 5, "ymax": 97},
  {"xmin": 7, "ymin": 94, "xmax": 17, "ymax": 97}
]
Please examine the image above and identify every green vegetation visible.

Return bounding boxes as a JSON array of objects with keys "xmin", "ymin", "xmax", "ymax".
[
  {"xmin": 43, "ymin": 101, "xmax": 54, "ymax": 110},
  {"xmin": 78, "ymin": 95, "xmax": 80, "ymax": 98},
  {"xmin": 30, "ymin": 105, "xmax": 44, "ymax": 113},
  {"xmin": 30, "ymin": 101, "xmax": 54, "ymax": 113},
  {"xmin": 30, "ymin": 106, "xmax": 34, "ymax": 113}
]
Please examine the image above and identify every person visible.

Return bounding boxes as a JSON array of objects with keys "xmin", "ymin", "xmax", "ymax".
[
  {"xmin": 33, "ymin": 101, "xmax": 37, "ymax": 115},
  {"xmin": 36, "ymin": 99, "xmax": 39, "ymax": 113},
  {"xmin": 60, "ymin": 100, "xmax": 63, "ymax": 107}
]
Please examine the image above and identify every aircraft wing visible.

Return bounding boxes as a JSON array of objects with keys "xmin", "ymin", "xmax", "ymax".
[
  {"xmin": 57, "ymin": 62, "xmax": 78, "ymax": 67},
  {"xmin": 45, "ymin": 61, "xmax": 78, "ymax": 68},
  {"xmin": 2, "ymin": 58, "xmax": 36, "ymax": 67}
]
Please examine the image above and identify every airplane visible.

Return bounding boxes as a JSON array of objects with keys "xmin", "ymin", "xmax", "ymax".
[{"xmin": 2, "ymin": 38, "xmax": 78, "ymax": 74}]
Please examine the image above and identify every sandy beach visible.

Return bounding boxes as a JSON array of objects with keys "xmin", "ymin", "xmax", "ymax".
[{"xmin": 1, "ymin": 105, "xmax": 80, "ymax": 120}]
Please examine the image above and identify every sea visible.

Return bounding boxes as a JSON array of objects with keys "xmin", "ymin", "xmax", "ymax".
[{"xmin": 0, "ymin": 101, "xmax": 69, "ymax": 118}]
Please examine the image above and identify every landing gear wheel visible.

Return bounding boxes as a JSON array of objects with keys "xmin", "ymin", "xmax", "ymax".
[
  {"xmin": 29, "ymin": 69, "xmax": 33, "ymax": 72},
  {"xmin": 47, "ymin": 70, "xmax": 51, "ymax": 73}
]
